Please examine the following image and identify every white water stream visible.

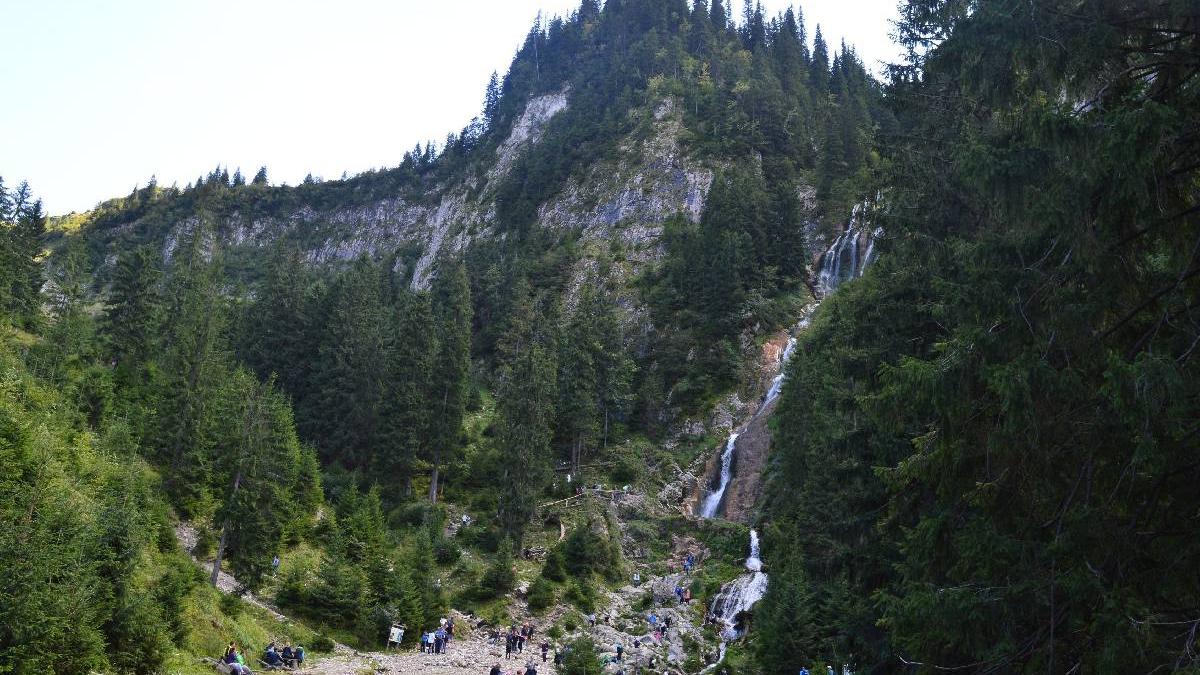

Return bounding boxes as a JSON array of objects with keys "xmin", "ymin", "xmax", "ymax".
[
  {"xmin": 699, "ymin": 433, "xmax": 740, "ymax": 518},
  {"xmin": 709, "ymin": 530, "xmax": 770, "ymax": 641}
]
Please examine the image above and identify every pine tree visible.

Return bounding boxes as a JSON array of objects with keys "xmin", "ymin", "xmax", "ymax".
[
  {"xmin": 251, "ymin": 166, "xmax": 269, "ymax": 185},
  {"xmin": 810, "ymin": 25, "xmax": 829, "ymax": 91},
  {"xmin": 425, "ymin": 260, "xmax": 471, "ymax": 503},
  {"xmin": 483, "ymin": 71, "xmax": 502, "ymax": 131},
  {"xmin": 374, "ymin": 289, "xmax": 436, "ymax": 499},
  {"xmin": 709, "ymin": 0, "xmax": 727, "ymax": 31},
  {"xmin": 495, "ymin": 280, "xmax": 558, "ymax": 545},
  {"xmin": 241, "ymin": 245, "xmax": 318, "ymax": 401},
  {"xmin": 304, "ymin": 258, "xmax": 387, "ymax": 467},
  {"xmin": 210, "ymin": 370, "xmax": 309, "ymax": 591},
  {"xmin": 157, "ymin": 217, "xmax": 228, "ymax": 515},
  {"xmin": 558, "ymin": 284, "xmax": 600, "ymax": 475},
  {"xmin": 103, "ymin": 246, "xmax": 163, "ymax": 371}
]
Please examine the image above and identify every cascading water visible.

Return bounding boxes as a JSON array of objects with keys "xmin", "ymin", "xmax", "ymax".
[
  {"xmin": 763, "ymin": 336, "xmax": 798, "ymax": 406},
  {"xmin": 817, "ymin": 202, "xmax": 877, "ymax": 297},
  {"xmin": 708, "ymin": 530, "xmax": 769, "ymax": 640},
  {"xmin": 699, "ymin": 433, "xmax": 739, "ymax": 518}
]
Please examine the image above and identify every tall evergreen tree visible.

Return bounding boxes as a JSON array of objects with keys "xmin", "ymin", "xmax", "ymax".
[
  {"xmin": 210, "ymin": 370, "xmax": 313, "ymax": 590},
  {"xmin": 425, "ymin": 260, "xmax": 471, "ymax": 503},
  {"xmin": 103, "ymin": 246, "xmax": 163, "ymax": 371},
  {"xmin": 374, "ymin": 289, "xmax": 436, "ymax": 499},
  {"xmin": 156, "ymin": 217, "xmax": 228, "ymax": 514},
  {"xmin": 495, "ymin": 280, "xmax": 558, "ymax": 546}
]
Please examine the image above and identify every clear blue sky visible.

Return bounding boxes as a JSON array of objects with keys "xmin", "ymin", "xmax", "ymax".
[{"xmin": 0, "ymin": 0, "xmax": 901, "ymax": 215}]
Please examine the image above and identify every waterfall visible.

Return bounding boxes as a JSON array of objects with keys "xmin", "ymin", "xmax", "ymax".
[
  {"xmin": 700, "ymin": 433, "xmax": 740, "ymax": 518},
  {"xmin": 707, "ymin": 530, "xmax": 770, "ymax": 640},
  {"xmin": 817, "ymin": 202, "xmax": 878, "ymax": 297},
  {"xmin": 763, "ymin": 336, "xmax": 798, "ymax": 406}
]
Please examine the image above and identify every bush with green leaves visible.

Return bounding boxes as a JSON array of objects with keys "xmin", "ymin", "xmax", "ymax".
[
  {"xmin": 527, "ymin": 576, "xmax": 556, "ymax": 612},
  {"xmin": 565, "ymin": 579, "xmax": 597, "ymax": 613},
  {"xmin": 477, "ymin": 538, "xmax": 516, "ymax": 599},
  {"xmin": 558, "ymin": 637, "xmax": 603, "ymax": 675}
]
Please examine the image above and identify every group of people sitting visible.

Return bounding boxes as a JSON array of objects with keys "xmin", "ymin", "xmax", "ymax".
[{"xmin": 220, "ymin": 640, "xmax": 303, "ymax": 673}]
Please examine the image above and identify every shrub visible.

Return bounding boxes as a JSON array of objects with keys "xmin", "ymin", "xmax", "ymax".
[
  {"xmin": 565, "ymin": 580, "xmax": 597, "ymax": 613},
  {"xmin": 193, "ymin": 526, "xmax": 215, "ymax": 559},
  {"xmin": 219, "ymin": 592, "xmax": 244, "ymax": 618},
  {"xmin": 433, "ymin": 537, "xmax": 461, "ymax": 565},
  {"xmin": 559, "ymin": 637, "xmax": 603, "ymax": 675},
  {"xmin": 541, "ymin": 545, "xmax": 567, "ymax": 582},
  {"xmin": 547, "ymin": 624, "xmax": 564, "ymax": 640},
  {"xmin": 310, "ymin": 634, "xmax": 336, "ymax": 653},
  {"xmin": 477, "ymin": 539, "xmax": 516, "ymax": 599},
  {"xmin": 527, "ymin": 577, "xmax": 556, "ymax": 612}
]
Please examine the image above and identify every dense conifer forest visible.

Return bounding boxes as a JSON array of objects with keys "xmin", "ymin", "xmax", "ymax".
[{"xmin": 2, "ymin": 1, "xmax": 1197, "ymax": 674}]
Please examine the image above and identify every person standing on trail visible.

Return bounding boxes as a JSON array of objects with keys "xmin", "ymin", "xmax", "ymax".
[
  {"xmin": 615, "ymin": 641, "xmax": 624, "ymax": 661},
  {"xmin": 505, "ymin": 632, "xmax": 515, "ymax": 659},
  {"xmin": 446, "ymin": 619, "xmax": 455, "ymax": 649},
  {"xmin": 524, "ymin": 662, "xmax": 537, "ymax": 675},
  {"xmin": 799, "ymin": 668, "xmax": 810, "ymax": 675},
  {"xmin": 540, "ymin": 641, "xmax": 549, "ymax": 662},
  {"xmin": 434, "ymin": 626, "xmax": 447, "ymax": 654}
]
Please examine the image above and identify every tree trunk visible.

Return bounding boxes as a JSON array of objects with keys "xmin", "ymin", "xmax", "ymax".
[{"xmin": 211, "ymin": 469, "xmax": 242, "ymax": 587}]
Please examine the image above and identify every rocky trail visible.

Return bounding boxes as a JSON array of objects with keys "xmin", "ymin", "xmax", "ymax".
[{"xmin": 176, "ymin": 502, "xmax": 722, "ymax": 675}]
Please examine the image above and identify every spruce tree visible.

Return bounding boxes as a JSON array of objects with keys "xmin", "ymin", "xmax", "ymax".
[
  {"xmin": 375, "ymin": 289, "xmax": 436, "ymax": 499},
  {"xmin": 304, "ymin": 258, "xmax": 387, "ymax": 467},
  {"xmin": 210, "ymin": 370, "xmax": 309, "ymax": 591},
  {"xmin": 157, "ymin": 217, "xmax": 228, "ymax": 514},
  {"xmin": 103, "ymin": 246, "xmax": 163, "ymax": 371},
  {"xmin": 495, "ymin": 280, "xmax": 558, "ymax": 545},
  {"xmin": 426, "ymin": 260, "xmax": 471, "ymax": 503}
]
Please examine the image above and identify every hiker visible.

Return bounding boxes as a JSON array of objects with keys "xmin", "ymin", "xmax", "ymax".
[
  {"xmin": 674, "ymin": 585, "xmax": 684, "ymax": 602},
  {"xmin": 445, "ymin": 619, "xmax": 455, "ymax": 648},
  {"xmin": 615, "ymin": 642, "xmax": 624, "ymax": 661},
  {"xmin": 434, "ymin": 626, "xmax": 447, "ymax": 653},
  {"xmin": 420, "ymin": 631, "xmax": 431, "ymax": 653},
  {"xmin": 263, "ymin": 643, "xmax": 286, "ymax": 669},
  {"xmin": 524, "ymin": 662, "xmax": 538, "ymax": 675},
  {"xmin": 505, "ymin": 632, "xmax": 515, "ymax": 659},
  {"xmin": 540, "ymin": 641, "xmax": 549, "ymax": 662},
  {"xmin": 826, "ymin": 667, "xmax": 834, "ymax": 675},
  {"xmin": 684, "ymin": 553, "xmax": 694, "ymax": 573},
  {"xmin": 683, "ymin": 587, "xmax": 692, "ymax": 603},
  {"xmin": 586, "ymin": 613, "xmax": 597, "ymax": 628},
  {"xmin": 272, "ymin": 555, "xmax": 280, "ymax": 574},
  {"xmin": 664, "ymin": 615, "xmax": 672, "ymax": 630},
  {"xmin": 223, "ymin": 643, "xmax": 252, "ymax": 675},
  {"xmin": 648, "ymin": 612, "xmax": 658, "ymax": 628},
  {"xmin": 491, "ymin": 664, "xmax": 502, "ymax": 675},
  {"xmin": 280, "ymin": 643, "xmax": 302, "ymax": 668},
  {"xmin": 799, "ymin": 668, "xmax": 810, "ymax": 675}
]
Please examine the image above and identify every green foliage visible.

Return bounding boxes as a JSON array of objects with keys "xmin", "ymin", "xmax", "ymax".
[
  {"xmin": 426, "ymin": 260, "xmax": 472, "ymax": 502},
  {"xmin": 759, "ymin": 2, "xmax": 1200, "ymax": 673},
  {"xmin": 478, "ymin": 538, "xmax": 517, "ymax": 599},
  {"xmin": 559, "ymin": 523, "xmax": 620, "ymax": 579},
  {"xmin": 564, "ymin": 580, "xmax": 598, "ymax": 614},
  {"xmin": 526, "ymin": 576, "xmax": 556, "ymax": 613},
  {"xmin": 310, "ymin": 634, "xmax": 337, "ymax": 653},
  {"xmin": 495, "ymin": 279, "xmax": 558, "ymax": 545},
  {"xmin": 558, "ymin": 637, "xmax": 603, "ymax": 675},
  {"xmin": 541, "ymin": 545, "xmax": 568, "ymax": 582}
]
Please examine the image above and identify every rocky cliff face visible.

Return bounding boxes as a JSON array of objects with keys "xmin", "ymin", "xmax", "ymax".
[{"xmin": 134, "ymin": 92, "xmax": 726, "ymax": 296}]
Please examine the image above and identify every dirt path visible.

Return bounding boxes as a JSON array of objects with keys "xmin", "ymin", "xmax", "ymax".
[{"xmin": 303, "ymin": 633, "xmax": 557, "ymax": 675}]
